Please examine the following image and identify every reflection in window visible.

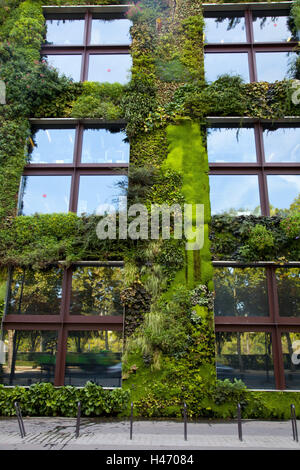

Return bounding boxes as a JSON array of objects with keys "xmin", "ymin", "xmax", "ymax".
[
  {"xmin": 276, "ymin": 268, "xmax": 300, "ymax": 317},
  {"xmin": 267, "ymin": 175, "xmax": 300, "ymax": 214},
  {"xmin": 214, "ymin": 267, "xmax": 269, "ymax": 317},
  {"xmin": 207, "ymin": 128, "xmax": 256, "ymax": 163},
  {"xmin": 65, "ymin": 330, "xmax": 122, "ymax": 387},
  {"xmin": 69, "ymin": 266, "xmax": 123, "ymax": 316},
  {"xmin": 29, "ymin": 128, "xmax": 75, "ymax": 164},
  {"xmin": 46, "ymin": 18, "xmax": 85, "ymax": 45},
  {"xmin": 81, "ymin": 129, "xmax": 129, "ymax": 164},
  {"xmin": 44, "ymin": 55, "xmax": 82, "ymax": 82},
  {"xmin": 256, "ymin": 51, "xmax": 298, "ymax": 82},
  {"xmin": 209, "ymin": 175, "xmax": 261, "ymax": 216},
  {"xmin": 215, "ymin": 331, "xmax": 275, "ymax": 389},
  {"xmin": 0, "ymin": 330, "xmax": 58, "ymax": 386},
  {"xmin": 88, "ymin": 54, "xmax": 132, "ymax": 84},
  {"xmin": 90, "ymin": 18, "xmax": 132, "ymax": 45},
  {"xmin": 204, "ymin": 53, "xmax": 249, "ymax": 82},
  {"xmin": 282, "ymin": 332, "xmax": 300, "ymax": 389},
  {"xmin": 7, "ymin": 267, "xmax": 63, "ymax": 316},
  {"xmin": 263, "ymin": 127, "xmax": 300, "ymax": 163},
  {"xmin": 19, "ymin": 175, "xmax": 71, "ymax": 215},
  {"xmin": 252, "ymin": 12, "xmax": 298, "ymax": 42},
  {"xmin": 77, "ymin": 175, "xmax": 127, "ymax": 216},
  {"xmin": 204, "ymin": 14, "xmax": 246, "ymax": 43}
]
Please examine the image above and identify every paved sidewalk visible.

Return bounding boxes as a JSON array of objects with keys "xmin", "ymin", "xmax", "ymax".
[{"xmin": 0, "ymin": 417, "xmax": 299, "ymax": 450}]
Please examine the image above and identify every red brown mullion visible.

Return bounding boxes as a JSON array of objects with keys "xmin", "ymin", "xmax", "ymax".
[
  {"xmin": 54, "ymin": 325, "xmax": 68, "ymax": 386},
  {"xmin": 272, "ymin": 326, "xmax": 286, "ymax": 390}
]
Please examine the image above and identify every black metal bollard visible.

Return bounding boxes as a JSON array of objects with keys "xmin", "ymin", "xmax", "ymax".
[
  {"xmin": 237, "ymin": 403, "xmax": 243, "ymax": 442},
  {"xmin": 14, "ymin": 401, "xmax": 26, "ymax": 438},
  {"xmin": 183, "ymin": 403, "xmax": 187, "ymax": 441},
  {"xmin": 75, "ymin": 401, "xmax": 81, "ymax": 439},
  {"xmin": 130, "ymin": 402, "xmax": 133, "ymax": 440},
  {"xmin": 291, "ymin": 404, "xmax": 298, "ymax": 442}
]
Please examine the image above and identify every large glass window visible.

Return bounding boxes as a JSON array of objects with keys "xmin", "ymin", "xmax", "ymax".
[
  {"xmin": 0, "ymin": 330, "xmax": 58, "ymax": 386},
  {"xmin": 65, "ymin": 330, "xmax": 122, "ymax": 387},
  {"xmin": 281, "ymin": 332, "xmax": 300, "ymax": 389},
  {"xmin": 215, "ymin": 331, "xmax": 275, "ymax": 389},
  {"xmin": 205, "ymin": 52, "xmax": 249, "ymax": 83},
  {"xmin": 263, "ymin": 127, "xmax": 300, "ymax": 163},
  {"xmin": 256, "ymin": 51, "xmax": 298, "ymax": 82},
  {"xmin": 204, "ymin": 13, "xmax": 247, "ymax": 43},
  {"xmin": 77, "ymin": 175, "xmax": 127, "ymax": 215},
  {"xmin": 90, "ymin": 18, "xmax": 132, "ymax": 45},
  {"xmin": 214, "ymin": 267, "xmax": 269, "ymax": 317},
  {"xmin": 88, "ymin": 54, "xmax": 132, "ymax": 84},
  {"xmin": 29, "ymin": 128, "xmax": 75, "ymax": 164},
  {"xmin": 45, "ymin": 17, "xmax": 85, "ymax": 45},
  {"xmin": 276, "ymin": 268, "xmax": 300, "ymax": 318},
  {"xmin": 267, "ymin": 175, "xmax": 300, "ymax": 214},
  {"xmin": 81, "ymin": 128, "xmax": 129, "ymax": 164},
  {"xmin": 252, "ymin": 11, "xmax": 297, "ymax": 43},
  {"xmin": 207, "ymin": 128, "xmax": 256, "ymax": 163},
  {"xmin": 44, "ymin": 54, "xmax": 82, "ymax": 82}
]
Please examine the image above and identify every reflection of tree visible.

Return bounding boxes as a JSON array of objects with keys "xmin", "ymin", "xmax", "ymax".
[{"xmin": 276, "ymin": 268, "xmax": 300, "ymax": 317}]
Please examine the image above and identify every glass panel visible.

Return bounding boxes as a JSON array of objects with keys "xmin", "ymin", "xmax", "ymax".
[
  {"xmin": 276, "ymin": 268, "xmax": 300, "ymax": 317},
  {"xmin": 77, "ymin": 175, "xmax": 127, "ymax": 216},
  {"xmin": 263, "ymin": 127, "xmax": 300, "ymax": 163},
  {"xmin": 19, "ymin": 175, "xmax": 71, "ymax": 215},
  {"xmin": 209, "ymin": 175, "xmax": 261, "ymax": 216},
  {"xmin": 46, "ymin": 18, "xmax": 85, "ymax": 45},
  {"xmin": 0, "ymin": 330, "xmax": 58, "ymax": 386},
  {"xmin": 88, "ymin": 54, "xmax": 132, "ymax": 84},
  {"xmin": 29, "ymin": 128, "xmax": 75, "ymax": 164},
  {"xmin": 207, "ymin": 128, "xmax": 256, "ymax": 163},
  {"xmin": 81, "ymin": 129, "xmax": 129, "ymax": 164},
  {"xmin": 256, "ymin": 51, "xmax": 298, "ymax": 82},
  {"xmin": 44, "ymin": 55, "xmax": 82, "ymax": 82},
  {"xmin": 65, "ymin": 330, "xmax": 122, "ymax": 387},
  {"xmin": 7, "ymin": 267, "xmax": 63, "ymax": 316},
  {"xmin": 204, "ymin": 14, "xmax": 246, "ymax": 43},
  {"xmin": 204, "ymin": 53, "xmax": 249, "ymax": 83},
  {"xmin": 215, "ymin": 331, "xmax": 275, "ymax": 389},
  {"xmin": 69, "ymin": 266, "xmax": 123, "ymax": 316},
  {"xmin": 252, "ymin": 12, "xmax": 298, "ymax": 42},
  {"xmin": 214, "ymin": 267, "xmax": 269, "ymax": 317},
  {"xmin": 282, "ymin": 333, "xmax": 300, "ymax": 390},
  {"xmin": 90, "ymin": 19, "xmax": 132, "ymax": 45},
  {"xmin": 267, "ymin": 175, "xmax": 300, "ymax": 215}
]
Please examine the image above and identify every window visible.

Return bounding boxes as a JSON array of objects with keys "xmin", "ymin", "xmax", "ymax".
[
  {"xmin": 207, "ymin": 127, "xmax": 257, "ymax": 163},
  {"xmin": 29, "ymin": 128, "xmax": 76, "ymax": 164},
  {"xmin": 204, "ymin": 52, "xmax": 250, "ymax": 83},
  {"xmin": 256, "ymin": 51, "xmax": 298, "ymax": 82},
  {"xmin": 252, "ymin": 10, "xmax": 298, "ymax": 43},
  {"xmin": 82, "ymin": 128, "xmax": 129, "ymax": 164},
  {"xmin": 45, "ymin": 15, "xmax": 85, "ymax": 45},
  {"xmin": 204, "ymin": 12, "xmax": 247, "ymax": 43},
  {"xmin": 90, "ymin": 16, "xmax": 132, "ymax": 45},
  {"xmin": 267, "ymin": 175, "xmax": 300, "ymax": 214},
  {"xmin": 281, "ymin": 332, "xmax": 300, "ymax": 389},
  {"xmin": 263, "ymin": 127, "xmax": 300, "ymax": 163},
  {"xmin": 44, "ymin": 54, "xmax": 82, "ymax": 82},
  {"xmin": 276, "ymin": 268, "xmax": 300, "ymax": 317}
]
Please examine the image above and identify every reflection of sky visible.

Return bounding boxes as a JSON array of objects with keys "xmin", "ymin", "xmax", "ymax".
[
  {"xmin": 90, "ymin": 19, "xmax": 132, "ymax": 45},
  {"xmin": 256, "ymin": 52, "xmax": 297, "ymax": 82},
  {"xmin": 207, "ymin": 128, "xmax": 256, "ymax": 162},
  {"xmin": 20, "ymin": 176, "xmax": 71, "ymax": 215},
  {"xmin": 204, "ymin": 16, "xmax": 246, "ymax": 43},
  {"xmin": 88, "ymin": 54, "xmax": 132, "ymax": 84},
  {"xmin": 30, "ymin": 129, "xmax": 75, "ymax": 163},
  {"xmin": 46, "ymin": 19, "xmax": 84, "ymax": 45},
  {"xmin": 263, "ymin": 128, "xmax": 300, "ymax": 162},
  {"xmin": 253, "ymin": 15, "xmax": 294, "ymax": 42},
  {"xmin": 45, "ymin": 55, "xmax": 82, "ymax": 82},
  {"xmin": 77, "ymin": 175, "xmax": 128, "ymax": 215},
  {"xmin": 205, "ymin": 53, "xmax": 249, "ymax": 82},
  {"xmin": 267, "ymin": 175, "xmax": 300, "ymax": 210},
  {"xmin": 81, "ymin": 129, "xmax": 129, "ymax": 163},
  {"xmin": 209, "ymin": 175, "xmax": 260, "ymax": 215}
]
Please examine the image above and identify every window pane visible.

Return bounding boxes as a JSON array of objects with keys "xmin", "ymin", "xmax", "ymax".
[
  {"xmin": 65, "ymin": 330, "xmax": 122, "ymax": 387},
  {"xmin": 44, "ymin": 55, "xmax": 82, "ymax": 82},
  {"xmin": 205, "ymin": 53, "xmax": 249, "ymax": 82},
  {"xmin": 204, "ymin": 14, "xmax": 246, "ymax": 43},
  {"xmin": 19, "ymin": 175, "xmax": 71, "ymax": 215},
  {"xmin": 253, "ymin": 12, "xmax": 298, "ymax": 42},
  {"xmin": 7, "ymin": 267, "xmax": 63, "ymax": 316},
  {"xmin": 209, "ymin": 175, "xmax": 261, "ymax": 216},
  {"xmin": 256, "ymin": 52, "xmax": 298, "ymax": 82},
  {"xmin": 215, "ymin": 331, "xmax": 275, "ymax": 389},
  {"xmin": 1, "ymin": 330, "xmax": 58, "ymax": 386},
  {"xmin": 267, "ymin": 175, "xmax": 300, "ymax": 214},
  {"xmin": 29, "ymin": 128, "xmax": 75, "ymax": 164},
  {"xmin": 77, "ymin": 175, "xmax": 127, "ymax": 216},
  {"xmin": 88, "ymin": 54, "xmax": 132, "ymax": 84},
  {"xmin": 276, "ymin": 268, "xmax": 300, "ymax": 317},
  {"xmin": 214, "ymin": 267, "xmax": 269, "ymax": 317},
  {"xmin": 81, "ymin": 128, "xmax": 129, "ymax": 164},
  {"xmin": 263, "ymin": 127, "xmax": 300, "ymax": 163},
  {"xmin": 282, "ymin": 333, "xmax": 300, "ymax": 390},
  {"xmin": 207, "ymin": 128, "xmax": 256, "ymax": 163},
  {"xmin": 69, "ymin": 266, "xmax": 123, "ymax": 316},
  {"xmin": 46, "ymin": 18, "xmax": 85, "ymax": 45},
  {"xmin": 90, "ymin": 19, "xmax": 132, "ymax": 45}
]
